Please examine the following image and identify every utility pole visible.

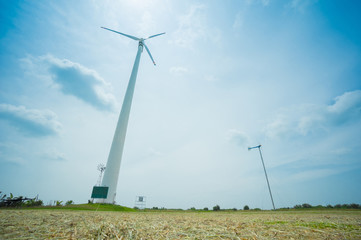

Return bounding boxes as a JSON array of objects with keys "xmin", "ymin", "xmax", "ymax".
[{"xmin": 248, "ymin": 145, "xmax": 276, "ymax": 210}]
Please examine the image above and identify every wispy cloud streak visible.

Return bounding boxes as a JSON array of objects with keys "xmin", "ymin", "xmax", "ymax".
[
  {"xmin": 265, "ymin": 90, "xmax": 361, "ymax": 139},
  {"xmin": 172, "ymin": 4, "xmax": 207, "ymax": 49},
  {"xmin": 227, "ymin": 129, "xmax": 250, "ymax": 147},
  {"xmin": 0, "ymin": 104, "xmax": 61, "ymax": 137}
]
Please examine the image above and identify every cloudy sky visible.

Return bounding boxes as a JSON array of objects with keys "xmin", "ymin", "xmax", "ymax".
[{"xmin": 1, "ymin": 0, "xmax": 360, "ymax": 209}]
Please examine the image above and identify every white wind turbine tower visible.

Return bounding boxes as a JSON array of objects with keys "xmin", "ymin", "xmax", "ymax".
[{"xmin": 95, "ymin": 27, "xmax": 165, "ymax": 204}]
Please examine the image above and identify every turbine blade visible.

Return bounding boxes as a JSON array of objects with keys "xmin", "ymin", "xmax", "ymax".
[
  {"xmin": 143, "ymin": 43, "xmax": 156, "ymax": 66},
  {"xmin": 101, "ymin": 27, "xmax": 140, "ymax": 41},
  {"xmin": 145, "ymin": 32, "xmax": 166, "ymax": 40}
]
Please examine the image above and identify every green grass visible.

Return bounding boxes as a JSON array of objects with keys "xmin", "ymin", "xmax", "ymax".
[
  {"xmin": 265, "ymin": 220, "xmax": 288, "ymax": 225},
  {"xmin": 297, "ymin": 221, "xmax": 357, "ymax": 230}
]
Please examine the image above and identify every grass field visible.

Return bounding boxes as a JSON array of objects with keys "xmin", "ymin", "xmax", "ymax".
[{"xmin": 1, "ymin": 208, "xmax": 360, "ymax": 239}]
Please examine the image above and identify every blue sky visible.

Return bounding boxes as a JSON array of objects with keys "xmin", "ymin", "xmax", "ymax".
[{"xmin": 0, "ymin": 0, "xmax": 360, "ymax": 209}]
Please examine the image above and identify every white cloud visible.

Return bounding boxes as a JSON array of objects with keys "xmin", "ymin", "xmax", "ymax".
[
  {"xmin": 169, "ymin": 66, "xmax": 189, "ymax": 76},
  {"xmin": 264, "ymin": 113, "xmax": 293, "ymax": 139},
  {"xmin": 137, "ymin": 11, "xmax": 156, "ymax": 37},
  {"xmin": 0, "ymin": 143, "xmax": 26, "ymax": 165},
  {"xmin": 0, "ymin": 104, "xmax": 61, "ymax": 137},
  {"xmin": 330, "ymin": 147, "xmax": 351, "ymax": 156},
  {"xmin": 0, "ymin": 142, "xmax": 65, "ymax": 165},
  {"xmin": 43, "ymin": 55, "xmax": 116, "ymax": 111},
  {"xmin": 328, "ymin": 90, "xmax": 361, "ymax": 115},
  {"xmin": 204, "ymin": 74, "xmax": 218, "ymax": 82},
  {"xmin": 172, "ymin": 4, "xmax": 207, "ymax": 49},
  {"xmin": 171, "ymin": 4, "xmax": 222, "ymax": 49},
  {"xmin": 288, "ymin": 0, "xmax": 319, "ymax": 13},
  {"xmin": 265, "ymin": 90, "xmax": 361, "ymax": 139},
  {"xmin": 40, "ymin": 148, "xmax": 66, "ymax": 161},
  {"xmin": 146, "ymin": 147, "xmax": 163, "ymax": 158},
  {"xmin": 245, "ymin": 0, "xmax": 270, "ymax": 6},
  {"xmin": 233, "ymin": 0, "xmax": 270, "ymax": 33},
  {"xmin": 291, "ymin": 168, "xmax": 340, "ymax": 182},
  {"xmin": 233, "ymin": 12, "xmax": 244, "ymax": 31},
  {"xmin": 227, "ymin": 129, "xmax": 250, "ymax": 147},
  {"xmin": 28, "ymin": 55, "xmax": 117, "ymax": 111},
  {"xmin": 261, "ymin": 0, "xmax": 270, "ymax": 6},
  {"xmin": 0, "ymin": 156, "xmax": 25, "ymax": 165}
]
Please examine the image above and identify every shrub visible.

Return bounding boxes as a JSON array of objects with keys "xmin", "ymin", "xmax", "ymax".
[
  {"xmin": 0, "ymin": 192, "xmax": 6, "ymax": 201},
  {"xmin": 213, "ymin": 205, "xmax": 220, "ymax": 211},
  {"xmin": 0, "ymin": 192, "xmax": 43, "ymax": 208},
  {"xmin": 302, "ymin": 203, "xmax": 312, "ymax": 208},
  {"xmin": 203, "ymin": 207, "xmax": 208, "ymax": 211},
  {"xmin": 65, "ymin": 200, "xmax": 74, "ymax": 205},
  {"xmin": 350, "ymin": 203, "xmax": 360, "ymax": 209},
  {"xmin": 24, "ymin": 199, "xmax": 43, "ymax": 207},
  {"xmin": 243, "ymin": 205, "xmax": 249, "ymax": 210}
]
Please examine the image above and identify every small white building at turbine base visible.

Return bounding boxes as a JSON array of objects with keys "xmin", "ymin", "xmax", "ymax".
[{"xmin": 91, "ymin": 27, "xmax": 165, "ymax": 204}]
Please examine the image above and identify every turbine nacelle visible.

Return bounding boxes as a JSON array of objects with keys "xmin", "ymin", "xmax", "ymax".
[
  {"xmin": 101, "ymin": 27, "xmax": 165, "ymax": 66},
  {"xmin": 248, "ymin": 145, "xmax": 261, "ymax": 151}
]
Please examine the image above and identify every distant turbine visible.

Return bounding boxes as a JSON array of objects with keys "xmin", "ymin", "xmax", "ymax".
[
  {"xmin": 248, "ymin": 145, "xmax": 276, "ymax": 210},
  {"xmin": 98, "ymin": 27, "xmax": 165, "ymax": 204}
]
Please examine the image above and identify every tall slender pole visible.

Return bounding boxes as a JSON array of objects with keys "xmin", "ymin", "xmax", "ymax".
[
  {"xmin": 100, "ymin": 42, "xmax": 143, "ymax": 204},
  {"xmin": 258, "ymin": 146, "xmax": 275, "ymax": 210},
  {"xmin": 249, "ymin": 145, "xmax": 276, "ymax": 210}
]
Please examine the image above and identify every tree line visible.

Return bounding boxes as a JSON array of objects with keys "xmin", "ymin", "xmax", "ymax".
[
  {"xmin": 149, "ymin": 203, "xmax": 361, "ymax": 211},
  {"xmin": 0, "ymin": 192, "xmax": 73, "ymax": 208},
  {"xmin": 1, "ymin": 192, "xmax": 360, "ymax": 210}
]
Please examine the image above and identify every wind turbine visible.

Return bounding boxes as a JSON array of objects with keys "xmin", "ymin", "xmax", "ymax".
[
  {"xmin": 98, "ymin": 27, "xmax": 165, "ymax": 204},
  {"xmin": 248, "ymin": 145, "xmax": 276, "ymax": 210}
]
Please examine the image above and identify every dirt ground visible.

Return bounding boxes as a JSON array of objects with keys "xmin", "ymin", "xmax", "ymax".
[{"xmin": 1, "ymin": 209, "xmax": 360, "ymax": 239}]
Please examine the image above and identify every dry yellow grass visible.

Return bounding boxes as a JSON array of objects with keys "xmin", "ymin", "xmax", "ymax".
[{"xmin": 1, "ymin": 209, "xmax": 360, "ymax": 239}]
